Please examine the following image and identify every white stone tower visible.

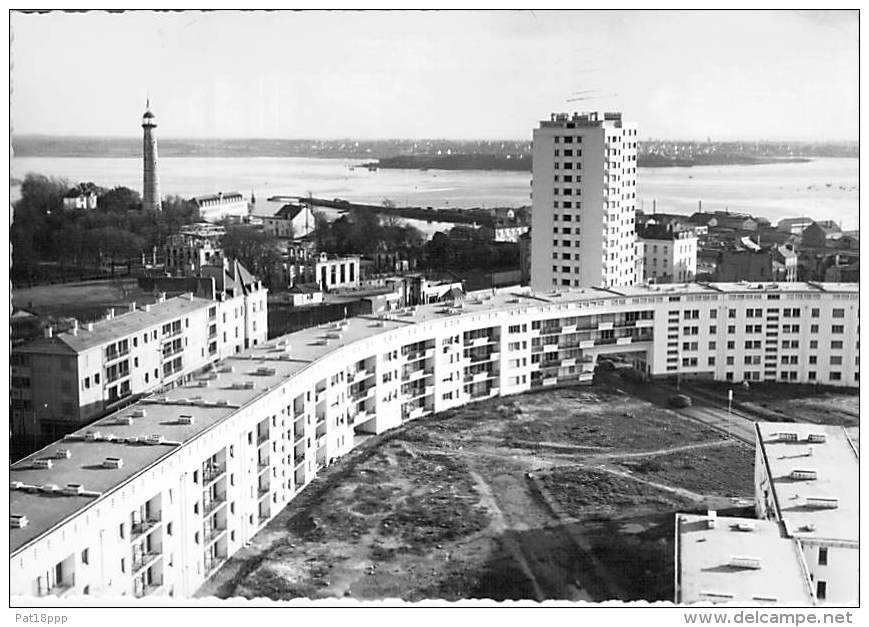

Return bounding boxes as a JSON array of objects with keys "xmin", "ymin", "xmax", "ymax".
[{"xmin": 142, "ymin": 99, "xmax": 162, "ymax": 212}]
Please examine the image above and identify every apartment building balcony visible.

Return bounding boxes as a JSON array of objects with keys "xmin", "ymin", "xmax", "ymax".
[
  {"xmin": 204, "ymin": 525, "xmax": 227, "ymax": 546},
  {"xmin": 131, "ymin": 518, "xmax": 162, "ymax": 540},
  {"xmin": 404, "ymin": 348, "xmax": 434, "ymax": 362},
  {"xmin": 294, "ymin": 452, "xmax": 306, "ymax": 468},
  {"xmin": 134, "ymin": 578, "xmax": 164, "ymax": 598},
  {"xmin": 465, "ymin": 371, "xmax": 493, "ymax": 384},
  {"xmin": 403, "ymin": 366, "xmax": 431, "ymax": 382},
  {"xmin": 467, "ymin": 336, "xmax": 494, "ymax": 348},
  {"xmin": 315, "ymin": 389, "xmax": 327, "ymax": 404},
  {"xmin": 132, "ymin": 551, "xmax": 161, "ymax": 574},
  {"xmin": 203, "ymin": 463, "xmax": 226, "ymax": 485},
  {"xmin": 204, "ymin": 555, "xmax": 227, "ymax": 577},
  {"xmin": 561, "ymin": 357, "xmax": 577, "ymax": 368},
  {"xmin": 579, "ymin": 339, "xmax": 595, "ymax": 349},
  {"xmin": 542, "ymin": 342, "xmax": 559, "ymax": 352},
  {"xmin": 316, "ymin": 435, "xmax": 327, "ymax": 449},
  {"xmin": 542, "ymin": 377, "xmax": 558, "ymax": 386},
  {"xmin": 106, "ymin": 369, "xmax": 131, "ymax": 384},
  {"xmin": 352, "ymin": 368, "xmax": 374, "ymax": 384},
  {"xmin": 257, "ymin": 432, "xmax": 269, "ymax": 445},
  {"xmin": 616, "ymin": 337, "xmax": 632, "ymax": 345},
  {"xmin": 597, "ymin": 321, "xmax": 614, "ymax": 331},
  {"xmin": 105, "ymin": 347, "xmax": 130, "ymax": 362},
  {"xmin": 202, "ymin": 496, "xmax": 226, "ymax": 517},
  {"xmin": 258, "ymin": 484, "xmax": 270, "ymax": 498},
  {"xmin": 635, "ymin": 319, "xmax": 655, "ymax": 328},
  {"xmin": 257, "ymin": 457, "xmax": 270, "ymax": 472}
]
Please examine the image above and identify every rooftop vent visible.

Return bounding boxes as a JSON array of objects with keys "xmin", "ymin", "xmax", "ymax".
[
  {"xmin": 805, "ymin": 496, "xmax": 838, "ymax": 509},
  {"xmin": 216, "ymin": 400, "xmax": 230, "ymax": 406},
  {"xmin": 790, "ymin": 469, "xmax": 817, "ymax": 481},
  {"xmin": 807, "ymin": 433, "xmax": 827, "ymax": 444},
  {"xmin": 84, "ymin": 431, "xmax": 102, "ymax": 441},
  {"xmin": 220, "ymin": 365, "xmax": 235, "ymax": 374},
  {"xmin": 706, "ymin": 510, "xmax": 717, "ymax": 529},
  {"xmin": 256, "ymin": 367, "xmax": 276, "ymax": 376},
  {"xmin": 63, "ymin": 483, "xmax": 84, "ymax": 496},
  {"xmin": 117, "ymin": 416, "xmax": 134, "ymax": 426},
  {"xmin": 10, "ymin": 481, "xmax": 24, "ymax": 490},
  {"xmin": 778, "ymin": 431, "xmax": 798, "ymax": 442},
  {"xmin": 802, "ymin": 523, "xmax": 817, "ymax": 532},
  {"xmin": 102, "ymin": 457, "xmax": 124, "ymax": 469},
  {"xmin": 130, "ymin": 409, "xmax": 147, "ymax": 418},
  {"xmin": 40, "ymin": 484, "xmax": 60, "ymax": 494},
  {"xmin": 729, "ymin": 556, "xmax": 762, "ymax": 570},
  {"xmin": 10, "ymin": 515, "xmax": 29, "ymax": 529},
  {"xmin": 198, "ymin": 380, "xmax": 210, "ymax": 388},
  {"xmin": 55, "ymin": 449, "xmax": 72, "ymax": 459},
  {"xmin": 736, "ymin": 521, "xmax": 756, "ymax": 532},
  {"xmin": 146, "ymin": 434, "xmax": 165, "ymax": 445},
  {"xmin": 178, "ymin": 415, "xmax": 195, "ymax": 425},
  {"xmin": 33, "ymin": 459, "xmax": 53, "ymax": 470}
]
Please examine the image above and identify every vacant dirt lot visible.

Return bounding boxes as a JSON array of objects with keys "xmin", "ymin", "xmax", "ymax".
[{"xmin": 197, "ymin": 385, "xmax": 755, "ymax": 603}]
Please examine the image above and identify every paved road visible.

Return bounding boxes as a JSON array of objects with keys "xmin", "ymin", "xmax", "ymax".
[{"xmin": 595, "ymin": 372, "xmax": 756, "ymax": 446}]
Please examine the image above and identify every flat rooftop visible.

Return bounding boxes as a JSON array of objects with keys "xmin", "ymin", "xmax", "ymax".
[
  {"xmin": 756, "ymin": 422, "xmax": 859, "ymax": 543},
  {"xmin": 15, "ymin": 295, "xmax": 212, "ymax": 355},
  {"xmin": 10, "ymin": 282, "xmax": 856, "ymax": 553},
  {"xmin": 676, "ymin": 513, "xmax": 814, "ymax": 605}
]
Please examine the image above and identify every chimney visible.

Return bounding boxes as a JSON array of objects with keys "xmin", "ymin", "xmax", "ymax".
[
  {"xmin": 129, "ymin": 302, "xmax": 136, "ymax": 313},
  {"xmin": 105, "ymin": 308, "xmax": 115, "ymax": 321},
  {"xmin": 87, "ymin": 322, "xmax": 94, "ymax": 332},
  {"xmin": 71, "ymin": 320, "xmax": 79, "ymax": 336},
  {"xmin": 144, "ymin": 304, "xmax": 151, "ymax": 313},
  {"xmin": 157, "ymin": 292, "xmax": 166, "ymax": 303},
  {"xmin": 44, "ymin": 326, "xmax": 54, "ymax": 338}
]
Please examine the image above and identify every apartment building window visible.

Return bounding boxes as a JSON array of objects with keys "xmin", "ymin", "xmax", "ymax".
[
  {"xmin": 809, "ymin": 356, "xmax": 817, "ymax": 365},
  {"xmin": 832, "ymin": 308, "xmax": 845, "ymax": 318},
  {"xmin": 817, "ymin": 581, "xmax": 827, "ymax": 600},
  {"xmin": 709, "ymin": 326, "xmax": 717, "ymax": 334},
  {"xmin": 830, "ymin": 356, "xmax": 842, "ymax": 365},
  {"xmin": 728, "ymin": 309, "xmax": 736, "ymax": 318},
  {"xmin": 166, "ymin": 522, "xmax": 173, "ymax": 536},
  {"xmin": 819, "ymin": 548, "xmax": 828, "ymax": 566},
  {"xmin": 831, "ymin": 325, "xmax": 844, "ymax": 334},
  {"xmin": 727, "ymin": 341, "xmax": 735, "ymax": 350},
  {"xmin": 81, "ymin": 548, "xmax": 89, "ymax": 565},
  {"xmin": 808, "ymin": 371, "xmax": 817, "ymax": 380},
  {"xmin": 121, "ymin": 558, "xmax": 126, "ymax": 573},
  {"xmin": 811, "ymin": 308, "xmax": 820, "ymax": 317},
  {"xmin": 708, "ymin": 341, "xmax": 716, "ymax": 350},
  {"xmin": 810, "ymin": 324, "xmax": 819, "ymax": 333},
  {"xmin": 119, "ymin": 523, "xmax": 125, "ymax": 539},
  {"xmin": 726, "ymin": 356, "xmax": 734, "ymax": 365},
  {"xmin": 830, "ymin": 372, "xmax": 842, "ymax": 381},
  {"xmin": 708, "ymin": 357, "xmax": 716, "ymax": 366},
  {"xmin": 727, "ymin": 325, "xmax": 735, "ymax": 334}
]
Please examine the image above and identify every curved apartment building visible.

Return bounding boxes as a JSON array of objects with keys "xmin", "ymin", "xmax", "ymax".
[{"xmin": 10, "ymin": 281, "xmax": 858, "ymax": 600}]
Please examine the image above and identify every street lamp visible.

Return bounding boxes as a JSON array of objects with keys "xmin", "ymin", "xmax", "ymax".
[{"xmin": 727, "ymin": 388, "xmax": 733, "ymax": 439}]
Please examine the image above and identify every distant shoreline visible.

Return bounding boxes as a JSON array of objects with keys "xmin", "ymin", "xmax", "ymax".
[{"xmin": 362, "ymin": 154, "xmax": 816, "ymax": 172}]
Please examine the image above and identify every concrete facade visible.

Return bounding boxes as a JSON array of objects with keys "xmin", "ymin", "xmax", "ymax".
[
  {"xmin": 8, "ymin": 282, "xmax": 858, "ymax": 601},
  {"xmin": 638, "ymin": 224, "xmax": 697, "ymax": 284},
  {"xmin": 191, "ymin": 193, "xmax": 249, "ymax": 223},
  {"xmin": 531, "ymin": 111, "xmax": 638, "ymax": 291},
  {"xmin": 10, "ymin": 279, "xmax": 268, "ymax": 441}
]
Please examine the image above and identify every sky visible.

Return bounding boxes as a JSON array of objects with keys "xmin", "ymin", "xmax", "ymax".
[{"xmin": 10, "ymin": 10, "xmax": 859, "ymax": 141}]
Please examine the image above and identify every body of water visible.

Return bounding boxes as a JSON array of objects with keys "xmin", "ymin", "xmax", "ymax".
[{"xmin": 10, "ymin": 156, "xmax": 858, "ymax": 230}]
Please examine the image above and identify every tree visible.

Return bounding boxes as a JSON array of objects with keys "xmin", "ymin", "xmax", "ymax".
[
  {"xmin": 221, "ymin": 226, "xmax": 283, "ymax": 288},
  {"xmin": 98, "ymin": 186, "xmax": 141, "ymax": 213},
  {"xmin": 18, "ymin": 173, "xmax": 69, "ymax": 213}
]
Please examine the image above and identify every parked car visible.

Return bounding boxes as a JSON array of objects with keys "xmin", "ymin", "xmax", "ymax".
[{"xmin": 668, "ymin": 393, "xmax": 692, "ymax": 408}]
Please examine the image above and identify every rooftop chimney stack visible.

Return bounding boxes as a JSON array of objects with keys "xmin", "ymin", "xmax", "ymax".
[{"xmin": 44, "ymin": 326, "xmax": 54, "ymax": 339}]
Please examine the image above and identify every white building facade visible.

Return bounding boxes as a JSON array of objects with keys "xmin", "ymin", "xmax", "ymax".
[
  {"xmin": 531, "ymin": 111, "xmax": 638, "ymax": 291},
  {"xmin": 638, "ymin": 225, "xmax": 698, "ymax": 284},
  {"xmin": 10, "ymin": 287, "xmax": 268, "ymax": 441},
  {"xmin": 10, "ymin": 282, "xmax": 858, "ymax": 600}
]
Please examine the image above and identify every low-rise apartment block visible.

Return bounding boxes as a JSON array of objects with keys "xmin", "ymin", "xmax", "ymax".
[
  {"xmin": 10, "ymin": 274, "xmax": 268, "ymax": 442},
  {"xmin": 10, "ymin": 282, "xmax": 857, "ymax": 600}
]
